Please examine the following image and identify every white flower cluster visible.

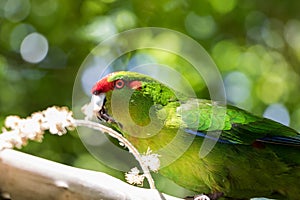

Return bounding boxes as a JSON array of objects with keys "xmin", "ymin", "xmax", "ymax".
[
  {"xmin": 141, "ymin": 147, "xmax": 160, "ymax": 172},
  {"xmin": 125, "ymin": 167, "xmax": 145, "ymax": 186},
  {"xmin": 125, "ymin": 147, "xmax": 160, "ymax": 186},
  {"xmin": 0, "ymin": 106, "xmax": 75, "ymax": 151}
]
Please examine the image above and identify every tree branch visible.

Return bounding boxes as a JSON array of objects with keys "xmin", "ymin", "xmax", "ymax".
[
  {"xmin": 0, "ymin": 106, "xmax": 186, "ymax": 199},
  {"xmin": 0, "ymin": 149, "xmax": 182, "ymax": 200}
]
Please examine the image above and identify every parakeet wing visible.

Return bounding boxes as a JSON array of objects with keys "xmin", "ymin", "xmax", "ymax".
[{"xmin": 177, "ymin": 99, "xmax": 300, "ymax": 146}]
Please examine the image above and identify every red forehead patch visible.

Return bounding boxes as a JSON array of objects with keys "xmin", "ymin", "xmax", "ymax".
[
  {"xmin": 91, "ymin": 72, "xmax": 143, "ymax": 94},
  {"xmin": 91, "ymin": 76, "xmax": 114, "ymax": 95}
]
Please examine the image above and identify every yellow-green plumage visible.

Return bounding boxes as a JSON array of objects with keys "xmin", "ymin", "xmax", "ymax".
[{"xmin": 92, "ymin": 71, "xmax": 300, "ymax": 200}]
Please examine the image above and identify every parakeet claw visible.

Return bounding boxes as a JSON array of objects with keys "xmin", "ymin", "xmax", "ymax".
[
  {"xmin": 98, "ymin": 105, "xmax": 123, "ymax": 128},
  {"xmin": 98, "ymin": 106, "xmax": 113, "ymax": 122}
]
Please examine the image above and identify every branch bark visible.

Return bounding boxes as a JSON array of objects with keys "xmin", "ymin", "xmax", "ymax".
[{"xmin": 0, "ymin": 149, "xmax": 182, "ymax": 200}]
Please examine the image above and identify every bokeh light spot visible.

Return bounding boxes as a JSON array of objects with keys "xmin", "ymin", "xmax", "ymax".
[
  {"xmin": 4, "ymin": 0, "xmax": 30, "ymax": 22},
  {"xmin": 83, "ymin": 17, "xmax": 117, "ymax": 42},
  {"xmin": 154, "ymin": 32, "xmax": 182, "ymax": 53},
  {"xmin": 237, "ymin": 50, "xmax": 261, "ymax": 76},
  {"xmin": 256, "ymin": 75, "xmax": 286, "ymax": 104},
  {"xmin": 20, "ymin": 32, "xmax": 49, "ymax": 63},
  {"xmin": 113, "ymin": 9, "xmax": 137, "ymax": 31},
  {"xmin": 212, "ymin": 40, "xmax": 241, "ymax": 71},
  {"xmin": 263, "ymin": 103, "xmax": 290, "ymax": 126},
  {"xmin": 185, "ymin": 12, "xmax": 216, "ymax": 39},
  {"xmin": 261, "ymin": 51, "xmax": 289, "ymax": 76},
  {"xmin": 224, "ymin": 71, "xmax": 251, "ymax": 104},
  {"xmin": 209, "ymin": 0, "xmax": 237, "ymax": 14}
]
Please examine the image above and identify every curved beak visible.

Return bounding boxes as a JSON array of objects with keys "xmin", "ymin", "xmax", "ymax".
[{"xmin": 92, "ymin": 93, "xmax": 106, "ymax": 113}]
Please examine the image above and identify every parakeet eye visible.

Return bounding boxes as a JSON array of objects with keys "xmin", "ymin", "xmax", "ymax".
[{"xmin": 115, "ymin": 79, "xmax": 125, "ymax": 89}]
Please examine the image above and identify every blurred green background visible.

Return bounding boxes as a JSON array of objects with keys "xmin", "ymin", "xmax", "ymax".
[{"xmin": 1, "ymin": 0, "xmax": 300, "ymax": 198}]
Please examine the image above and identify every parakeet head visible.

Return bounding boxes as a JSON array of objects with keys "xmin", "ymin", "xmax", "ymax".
[
  {"xmin": 91, "ymin": 71, "xmax": 144, "ymax": 95},
  {"xmin": 91, "ymin": 71, "xmax": 178, "ymax": 128}
]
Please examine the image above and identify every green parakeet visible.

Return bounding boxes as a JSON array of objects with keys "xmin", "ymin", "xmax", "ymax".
[{"xmin": 91, "ymin": 71, "xmax": 300, "ymax": 200}]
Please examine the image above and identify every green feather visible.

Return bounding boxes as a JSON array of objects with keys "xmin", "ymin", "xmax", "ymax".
[{"xmin": 98, "ymin": 71, "xmax": 300, "ymax": 199}]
